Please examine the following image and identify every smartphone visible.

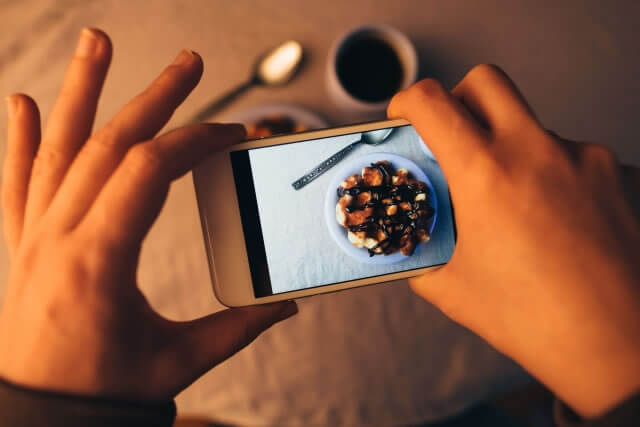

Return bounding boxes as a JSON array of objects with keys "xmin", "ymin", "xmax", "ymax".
[{"xmin": 193, "ymin": 119, "xmax": 456, "ymax": 306}]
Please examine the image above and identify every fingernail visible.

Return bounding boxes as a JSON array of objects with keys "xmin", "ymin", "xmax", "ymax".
[
  {"xmin": 75, "ymin": 28, "xmax": 99, "ymax": 58},
  {"xmin": 5, "ymin": 96, "xmax": 17, "ymax": 120},
  {"xmin": 172, "ymin": 49, "xmax": 197, "ymax": 66},
  {"xmin": 276, "ymin": 301, "xmax": 298, "ymax": 321}
]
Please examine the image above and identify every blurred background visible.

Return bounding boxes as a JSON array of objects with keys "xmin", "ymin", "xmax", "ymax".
[{"xmin": 1, "ymin": 1, "xmax": 639, "ymax": 426}]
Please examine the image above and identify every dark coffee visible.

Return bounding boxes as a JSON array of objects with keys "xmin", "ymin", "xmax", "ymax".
[{"xmin": 336, "ymin": 36, "xmax": 403, "ymax": 103}]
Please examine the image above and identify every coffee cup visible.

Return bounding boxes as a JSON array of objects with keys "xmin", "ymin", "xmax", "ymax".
[{"xmin": 327, "ymin": 25, "xmax": 418, "ymax": 114}]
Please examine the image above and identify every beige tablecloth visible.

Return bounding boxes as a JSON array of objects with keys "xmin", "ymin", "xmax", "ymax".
[{"xmin": 1, "ymin": 1, "xmax": 638, "ymax": 425}]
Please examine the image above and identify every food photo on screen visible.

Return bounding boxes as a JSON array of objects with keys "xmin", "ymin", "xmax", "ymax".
[
  {"xmin": 233, "ymin": 125, "xmax": 456, "ymax": 296},
  {"xmin": 333, "ymin": 158, "xmax": 436, "ymax": 258}
]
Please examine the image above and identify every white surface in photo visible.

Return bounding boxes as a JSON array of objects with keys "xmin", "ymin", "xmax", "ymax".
[{"xmin": 248, "ymin": 126, "xmax": 455, "ymax": 294}]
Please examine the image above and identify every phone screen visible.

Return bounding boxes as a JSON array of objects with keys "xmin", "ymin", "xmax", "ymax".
[{"xmin": 230, "ymin": 125, "xmax": 456, "ymax": 297}]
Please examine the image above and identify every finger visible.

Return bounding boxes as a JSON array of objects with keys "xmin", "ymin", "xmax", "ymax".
[
  {"xmin": 2, "ymin": 95, "xmax": 40, "ymax": 256},
  {"xmin": 409, "ymin": 266, "xmax": 456, "ymax": 312},
  {"xmin": 48, "ymin": 49, "xmax": 203, "ymax": 229},
  {"xmin": 387, "ymin": 78, "xmax": 489, "ymax": 186},
  {"xmin": 79, "ymin": 123, "xmax": 245, "ymax": 247},
  {"xmin": 24, "ymin": 28, "xmax": 111, "ymax": 228},
  {"xmin": 555, "ymin": 137, "xmax": 638, "ymax": 217},
  {"xmin": 550, "ymin": 132, "xmax": 615, "ymax": 167},
  {"xmin": 452, "ymin": 64, "xmax": 538, "ymax": 134},
  {"xmin": 95, "ymin": 49, "xmax": 203, "ymax": 143},
  {"xmin": 170, "ymin": 302, "xmax": 298, "ymax": 391},
  {"xmin": 407, "ymin": 262, "xmax": 484, "ymax": 336}
]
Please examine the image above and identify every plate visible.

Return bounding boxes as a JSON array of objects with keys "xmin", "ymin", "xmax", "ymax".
[
  {"xmin": 324, "ymin": 152, "xmax": 437, "ymax": 264},
  {"xmin": 223, "ymin": 103, "xmax": 329, "ymax": 131}
]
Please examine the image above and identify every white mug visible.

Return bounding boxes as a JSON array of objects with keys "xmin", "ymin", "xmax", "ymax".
[{"xmin": 327, "ymin": 25, "xmax": 418, "ymax": 114}]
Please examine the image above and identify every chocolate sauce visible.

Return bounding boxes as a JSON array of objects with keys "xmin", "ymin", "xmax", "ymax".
[{"xmin": 337, "ymin": 162, "xmax": 434, "ymax": 256}]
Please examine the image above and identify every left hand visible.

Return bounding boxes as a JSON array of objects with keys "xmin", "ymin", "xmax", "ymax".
[{"xmin": 0, "ymin": 28, "xmax": 297, "ymax": 402}]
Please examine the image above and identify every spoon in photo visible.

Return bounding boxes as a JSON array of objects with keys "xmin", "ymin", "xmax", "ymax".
[
  {"xmin": 291, "ymin": 128, "xmax": 394, "ymax": 190},
  {"xmin": 187, "ymin": 40, "xmax": 304, "ymax": 124}
]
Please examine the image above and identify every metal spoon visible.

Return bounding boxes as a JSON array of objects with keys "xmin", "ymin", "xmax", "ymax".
[
  {"xmin": 291, "ymin": 128, "xmax": 394, "ymax": 190},
  {"xmin": 187, "ymin": 40, "xmax": 304, "ymax": 124}
]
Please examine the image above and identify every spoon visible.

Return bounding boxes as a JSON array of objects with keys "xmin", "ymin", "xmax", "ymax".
[
  {"xmin": 187, "ymin": 40, "xmax": 304, "ymax": 124},
  {"xmin": 291, "ymin": 128, "xmax": 394, "ymax": 190}
]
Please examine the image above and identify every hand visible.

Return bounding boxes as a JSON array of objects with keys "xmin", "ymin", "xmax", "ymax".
[
  {"xmin": 388, "ymin": 65, "xmax": 640, "ymax": 418},
  {"xmin": 0, "ymin": 28, "xmax": 297, "ymax": 401}
]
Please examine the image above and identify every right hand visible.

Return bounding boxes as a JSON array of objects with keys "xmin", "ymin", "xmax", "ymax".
[{"xmin": 388, "ymin": 65, "xmax": 640, "ymax": 419}]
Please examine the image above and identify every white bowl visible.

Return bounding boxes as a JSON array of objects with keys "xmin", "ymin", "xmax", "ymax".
[{"xmin": 324, "ymin": 152, "xmax": 437, "ymax": 264}]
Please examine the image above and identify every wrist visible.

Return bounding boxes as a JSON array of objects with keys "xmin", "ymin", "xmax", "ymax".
[{"xmin": 511, "ymin": 310, "xmax": 640, "ymax": 418}]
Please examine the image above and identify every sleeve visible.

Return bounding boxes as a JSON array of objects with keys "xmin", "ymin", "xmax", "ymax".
[
  {"xmin": 554, "ymin": 391, "xmax": 640, "ymax": 427},
  {"xmin": 0, "ymin": 376, "xmax": 176, "ymax": 427}
]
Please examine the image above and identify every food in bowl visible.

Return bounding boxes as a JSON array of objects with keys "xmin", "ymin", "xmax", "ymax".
[
  {"xmin": 246, "ymin": 114, "xmax": 309, "ymax": 139},
  {"xmin": 335, "ymin": 161, "xmax": 434, "ymax": 257}
]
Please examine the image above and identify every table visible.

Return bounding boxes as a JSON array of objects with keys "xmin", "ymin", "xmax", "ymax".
[{"xmin": 1, "ymin": 1, "xmax": 638, "ymax": 425}]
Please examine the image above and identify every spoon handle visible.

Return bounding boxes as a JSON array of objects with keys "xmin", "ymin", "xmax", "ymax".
[
  {"xmin": 291, "ymin": 139, "xmax": 361, "ymax": 190},
  {"xmin": 186, "ymin": 80, "xmax": 254, "ymax": 125}
]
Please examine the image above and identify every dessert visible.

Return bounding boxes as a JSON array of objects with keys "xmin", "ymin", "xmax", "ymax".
[
  {"xmin": 335, "ymin": 161, "xmax": 434, "ymax": 257},
  {"xmin": 246, "ymin": 115, "xmax": 308, "ymax": 139}
]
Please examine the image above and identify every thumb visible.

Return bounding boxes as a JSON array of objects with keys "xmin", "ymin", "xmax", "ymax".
[
  {"xmin": 408, "ymin": 264, "xmax": 468, "ymax": 323},
  {"xmin": 170, "ymin": 301, "xmax": 298, "ymax": 390}
]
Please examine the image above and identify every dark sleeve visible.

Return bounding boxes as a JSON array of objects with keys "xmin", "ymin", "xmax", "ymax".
[
  {"xmin": 0, "ymin": 377, "xmax": 176, "ymax": 427},
  {"xmin": 554, "ymin": 392, "xmax": 640, "ymax": 427}
]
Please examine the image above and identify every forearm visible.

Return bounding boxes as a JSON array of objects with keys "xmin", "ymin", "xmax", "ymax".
[{"xmin": 0, "ymin": 376, "xmax": 176, "ymax": 427}]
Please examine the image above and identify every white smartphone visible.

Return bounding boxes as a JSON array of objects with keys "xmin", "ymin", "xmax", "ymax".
[{"xmin": 193, "ymin": 119, "xmax": 457, "ymax": 307}]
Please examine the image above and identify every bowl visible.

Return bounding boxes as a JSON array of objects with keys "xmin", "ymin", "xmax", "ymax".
[{"xmin": 324, "ymin": 152, "xmax": 437, "ymax": 264}]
